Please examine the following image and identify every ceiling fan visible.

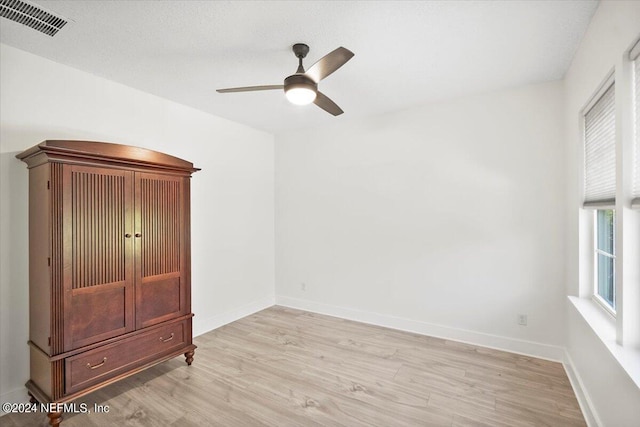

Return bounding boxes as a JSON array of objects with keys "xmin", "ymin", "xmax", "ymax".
[{"xmin": 216, "ymin": 43, "xmax": 354, "ymax": 116}]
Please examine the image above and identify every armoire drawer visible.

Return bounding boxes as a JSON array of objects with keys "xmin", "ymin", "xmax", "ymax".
[{"xmin": 65, "ymin": 320, "xmax": 187, "ymax": 394}]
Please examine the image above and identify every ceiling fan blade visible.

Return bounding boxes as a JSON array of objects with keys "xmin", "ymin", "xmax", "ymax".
[
  {"xmin": 216, "ymin": 85, "xmax": 284, "ymax": 93},
  {"xmin": 314, "ymin": 91, "xmax": 344, "ymax": 116},
  {"xmin": 305, "ymin": 47, "xmax": 354, "ymax": 83}
]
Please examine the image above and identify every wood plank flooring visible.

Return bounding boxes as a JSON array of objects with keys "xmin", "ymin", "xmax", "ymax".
[{"xmin": 2, "ymin": 306, "xmax": 586, "ymax": 426}]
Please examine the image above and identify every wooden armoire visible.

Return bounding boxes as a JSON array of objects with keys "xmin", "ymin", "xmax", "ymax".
[{"xmin": 17, "ymin": 140, "xmax": 199, "ymax": 426}]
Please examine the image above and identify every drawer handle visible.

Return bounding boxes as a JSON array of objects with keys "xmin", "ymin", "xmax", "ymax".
[
  {"xmin": 159, "ymin": 333, "xmax": 174, "ymax": 343},
  {"xmin": 86, "ymin": 357, "xmax": 107, "ymax": 370}
]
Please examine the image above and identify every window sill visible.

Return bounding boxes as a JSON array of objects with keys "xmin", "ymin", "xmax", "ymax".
[{"xmin": 568, "ymin": 296, "xmax": 640, "ymax": 389}]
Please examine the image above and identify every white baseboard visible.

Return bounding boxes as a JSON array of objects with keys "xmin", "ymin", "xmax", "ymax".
[
  {"xmin": 193, "ymin": 295, "xmax": 275, "ymax": 337},
  {"xmin": 563, "ymin": 351, "xmax": 601, "ymax": 427},
  {"xmin": 1, "ymin": 387, "xmax": 29, "ymax": 416},
  {"xmin": 276, "ymin": 295, "xmax": 566, "ymax": 362}
]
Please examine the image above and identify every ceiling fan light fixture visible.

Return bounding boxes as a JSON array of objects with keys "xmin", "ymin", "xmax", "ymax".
[
  {"xmin": 283, "ymin": 74, "xmax": 317, "ymax": 106},
  {"xmin": 285, "ymin": 86, "xmax": 317, "ymax": 105}
]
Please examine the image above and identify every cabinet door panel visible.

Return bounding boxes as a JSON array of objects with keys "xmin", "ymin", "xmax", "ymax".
[
  {"xmin": 135, "ymin": 172, "xmax": 187, "ymax": 328},
  {"xmin": 137, "ymin": 274, "xmax": 181, "ymax": 326},
  {"xmin": 70, "ymin": 284, "xmax": 128, "ymax": 347},
  {"xmin": 63, "ymin": 166, "xmax": 135, "ymax": 351}
]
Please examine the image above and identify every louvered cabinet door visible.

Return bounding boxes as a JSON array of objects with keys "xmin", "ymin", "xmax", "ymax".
[
  {"xmin": 62, "ymin": 166, "xmax": 135, "ymax": 351},
  {"xmin": 134, "ymin": 172, "xmax": 189, "ymax": 329}
]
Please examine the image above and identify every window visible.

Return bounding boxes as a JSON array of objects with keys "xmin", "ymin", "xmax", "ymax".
[
  {"xmin": 571, "ymin": 35, "xmax": 640, "ymax": 391},
  {"xmin": 583, "ymin": 78, "xmax": 616, "ymax": 312},
  {"xmin": 595, "ymin": 209, "xmax": 615, "ymax": 311}
]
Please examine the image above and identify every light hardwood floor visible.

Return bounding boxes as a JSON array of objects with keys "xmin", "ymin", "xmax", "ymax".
[{"xmin": 2, "ymin": 306, "xmax": 586, "ymax": 426}]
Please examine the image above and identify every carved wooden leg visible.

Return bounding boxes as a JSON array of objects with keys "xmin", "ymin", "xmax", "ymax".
[
  {"xmin": 184, "ymin": 350, "xmax": 194, "ymax": 366},
  {"xmin": 47, "ymin": 411, "xmax": 63, "ymax": 427},
  {"xmin": 28, "ymin": 392, "xmax": 38, "ymax": 404}
]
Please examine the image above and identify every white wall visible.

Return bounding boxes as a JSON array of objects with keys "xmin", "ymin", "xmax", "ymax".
[
  {"xmin": 275, "ymin": 80, "xmax": 567, "ymax": 357},
  {"xmin": 0, "ymin": 44, "xmax": 275, "ymax": 405},
  {"xmin": 563, "ymin": 1, "xmax": 640, "ymax": 425}
]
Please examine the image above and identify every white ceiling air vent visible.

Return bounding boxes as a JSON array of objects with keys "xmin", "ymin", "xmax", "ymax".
[{"xmin": 0, "ymin": 0, "xmax": 68, "ymax": 37}]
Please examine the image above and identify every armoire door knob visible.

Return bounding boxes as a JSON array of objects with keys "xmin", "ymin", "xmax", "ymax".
[
  {"xmin": 135, "ymin": 233, "xmax": 142, "ymax": 238},
  {"xmin": 125, "ymin": 233, "xmax": 131, "ymax": 238}
]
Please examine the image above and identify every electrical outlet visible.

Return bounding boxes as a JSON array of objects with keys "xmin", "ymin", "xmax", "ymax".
[
  {"xmin": 518, "ymin": 314, "xmax": 528, "ymax": 326},
  {"xmin": 301, "ymin": 282, "xmax": 306, "ymax": 291}
]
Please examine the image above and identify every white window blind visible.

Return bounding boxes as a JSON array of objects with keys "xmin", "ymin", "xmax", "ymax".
[
  {"xmin": 633, "ymin": 50, "xmax": 640, "ymax": 207},
  {"xmin": 584, "ymin": 82, "xmax": 616, "ymax": 207}
]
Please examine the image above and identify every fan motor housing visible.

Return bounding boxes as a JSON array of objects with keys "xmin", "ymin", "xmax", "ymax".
[{"xmin": 283, "ymin": 74, "xmax": 317, "ymax": 93}]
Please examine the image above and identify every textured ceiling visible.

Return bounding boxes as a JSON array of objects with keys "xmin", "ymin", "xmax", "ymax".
[{"xmin": 0, "ymin": 0, "xmax": 598, "ymax": 133}]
